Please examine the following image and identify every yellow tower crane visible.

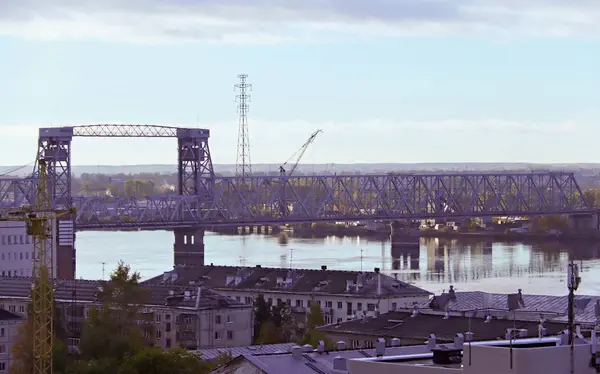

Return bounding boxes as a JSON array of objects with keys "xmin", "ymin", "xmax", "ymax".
[{"xmin": 3, "ymin": 158, "xmax": 75, "ymax": 374}]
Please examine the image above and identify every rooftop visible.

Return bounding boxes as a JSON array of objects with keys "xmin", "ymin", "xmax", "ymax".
[
  {"xmin": 143, "ymin": 265, "xmax": 431, "ymax": 298},
  {"xmin": 0, "ymin": 276, "xmax": 248, "ymax": 310},
  {"xmin": 210, "ymin": 336, "xmax": 569, "ymax": 374},
  {"xmin": 193, "ymin": 343, "xmax": 297, "ymax": 361},
  {"xmin": 317, "ymin": 310, "xmax": 566, "ymax": 342},
  {"xmin": 0, "ymin": 308, "xmax": 23, "ymax": 321},
  {"xmin": 419, "ymin": 288, "xmax": 600, "ymax": 325}
]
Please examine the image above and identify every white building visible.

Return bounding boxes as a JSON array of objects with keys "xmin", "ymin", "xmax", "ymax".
[
  {"xmin": 0, "ymin": 308, "xmax": 24, "ymax": 372},
  {"xmin": 0, "ymin": 217, "xmax": 75, "ymax": 280},
  {"xmin": 144, "ymin": 265, "xmax": 432, "ymax": 327}
]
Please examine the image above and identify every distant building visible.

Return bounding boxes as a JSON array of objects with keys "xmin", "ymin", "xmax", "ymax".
[
  {"xmin": 0, "ymin": 308, "xmax": 24, "ymax": 371},
  {"xmin": 0, "ymin": 215, "xmax": 76, "ymax": 279},
  {"xmin": 144, "ymin": 265, "xmax": 432, "ymax": 327},
  {"xmin": 0, "ymin": 277, "xmax": 254, "ymax": 351}
]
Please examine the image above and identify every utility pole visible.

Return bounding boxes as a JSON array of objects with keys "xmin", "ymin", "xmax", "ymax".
[
  {"xmin": 235, "ymin": 74, "xmax": 252, "ymax": 179},
  {"xmin": 567, "ymin": 260, "xmax": 581, "ymax": 374}
]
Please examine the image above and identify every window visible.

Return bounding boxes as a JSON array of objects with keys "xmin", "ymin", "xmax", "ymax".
[
  {"xmin": 325, "ymin": 301, "xmax": 332, "ymax": 308},
  {"xmin": 0, "ymin": 345, "xmax": 5, "ymax": 353},
  {"xmin": 19, "ymin": 253, "xmax": 23, "ymax": 260},
  {"xmin": 8, "ymin": 305, "xmax": 15, "ymax": 313},
  {"xmin": 316, "ymin": 300, "xmax": 321, "ymax": 306},
  {"xmin": 235, "ymin": 296, "xmax": 241, "ymax": 301},
  {"xmin": 215, "ymin": 315, "xmax": 222, "ymax": 324},
  {"xmin": 0, "ymin": 328, "xmax": 4, "ymax": 337},
  {"xmin": 365, "ymin": 340, "xmax": 373, "ymax": 348},
  {"xmin": 267, "ymin": 298, "xmax": 272, "ymax": 306},
  {"xmin": 7, "ymin": 236, "xmax": 11, "ymax": 245},
  {"xmin": 357, "ymin": 303, "xmax": 363, "ymax": 311},
  {"xmin": 337, "ymin": 318, "xmax": 342, "ymax": 324},
  {"xmin": 244, "ymin": 296, "xmax": 252, "ymax": 304},
  {"xmin": 227, "ymin": 315, "xmax": 233, "ymax": 323},
  {"xmin": 391, "ymin": 302, "xmax": 397, "ymax": 311},
  {"xmin": 156, "ymin": 330, "xmax": 162, "ymax": 339},
  {"xmin": 214, "ymin": 332, "xmax": 222, "ymax": 340},
  {"xmin": 19, "ymin": 235, "xmax": 23, "ymax": 244},
  {"xmin": 367, "ymin": 303, "xmax": 376, "ymax": 312},
  {"xmin": 156, "ymin": 314, "xmax": 162, "ymax": 323},
  {"xmin": 351, "ymin": 340, "xmax": 360, "ymax": 349},
  {"xmin": 19, "ymin": 305, "xmax": 25, "ymax": 313},
  {"xmin": 227, "ymin": 331, "xmax": 233, "ymax": 340},
  {"xmin": 25, "ymin": 252, "xmax": 28, "ymax": 260},
  {"xmin": 296, "ymin": 300, "xmax": 304, "ymax": 307},
  {"xmin": 0, "ymin": 362, "xmax": 6, "ymax": 372},
  {"xmin": 337, "ymin": 302, "xmax": 343, "ymax": 309},
  {"xmin": 1, "ymin": 235, "xmax": 4, "ymax": 245},
  {"xmin": 286, "ymin": 299, "xmax": 291, "ymax": 306}
]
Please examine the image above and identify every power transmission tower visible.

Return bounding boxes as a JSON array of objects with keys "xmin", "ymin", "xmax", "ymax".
[{"xmin": 235, "ymin": 74, "xmax": 252, "ymax": 178}]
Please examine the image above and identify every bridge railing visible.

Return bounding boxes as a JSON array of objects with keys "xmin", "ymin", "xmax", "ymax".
[{"xmin": 71, "ymin": 173, "xmax": 592, "ymax": 229}]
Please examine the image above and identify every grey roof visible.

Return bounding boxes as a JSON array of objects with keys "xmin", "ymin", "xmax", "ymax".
[
  {"xmin": 0, "ymin": 308, "xmax": 22, "ymax": 321},
  {"xmin": 0, "ymin": 276, "xmax": 248, "ymax": 310},
  {"xmin": 211, "ymin": 344, "xmax": 438, "ymax": 374},
  {"xmin": 419, "ymin": 290, "xmax": 600, "ymax": 325},
  {"xmin": 143, "ymin": 265, "xmax": 431, "ymax": 298},
  {"xmin": 193, "ymin": 343, "xmax": 297, "ymax": 360},
  {"xmin": 318, "ymin": 310, "xmax": 566, "ymax": 342}
]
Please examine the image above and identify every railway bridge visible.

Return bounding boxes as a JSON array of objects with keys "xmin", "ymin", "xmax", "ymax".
[{"xmin": 0, "ymin": 125, "xmax": 595, "ymax": 276}]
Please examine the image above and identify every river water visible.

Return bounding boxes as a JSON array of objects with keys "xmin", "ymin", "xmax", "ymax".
[{"xmin": 75, "ymin": 231, "xmax": 600, "ymax": 296}]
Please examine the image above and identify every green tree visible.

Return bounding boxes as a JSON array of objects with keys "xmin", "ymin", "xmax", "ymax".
[
  {"xmin": 253, "ymin": 294, "xmax": 271, "ymax": 343},
  {"xmin": 117, "ymin": 348, "xmax": 213, "ymax": 374},
  {"xmin": 78, "ymin": 261, "xmax": 151, "ymax": 361},
  {"xmin": 301, "ymin": 303, "xmax": 333, "ymax": 349}
]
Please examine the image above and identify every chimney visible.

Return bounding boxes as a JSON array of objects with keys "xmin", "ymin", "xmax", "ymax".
[
  {"xmin": 337, "ymin": 341, "xmax": 346, "ymax": 350},
  {"xmin": 375, "ymin": 268, "xmax": 382, "ymax": 296},
  {"xmin": 427, "ymin": 334, "xmax": 437, "ymax": 349},
  {"xmin": 317, "ymin": 341, "xmax": 325, "ymax": 353},
  {"xmin": 291, "ymin": 346, "xmax": 303, "ymax": 360},
  {"xmin": 454, "ymin": 333, "xmax": 464, "ymax": 349},
  {"xmin": 465, "ymin": 331, "xmax": 474, "ymax": 342},
  {"xmin": 390, "ymin": 338, "xmax": 401, "ymax": 347},
  {"xmin": 302, "ymin": 344, "xmax": 314, "ymax": 352},
  {"xmin": 448, "ymin": 285, "xmax": 456, "ymax": 301},
  {"xmin": 346, "ymin": 280, "xmax": 354, "ymax": 292},
  {"xmin": 321, "ymin": 265, "xmax": 327, "ymax": 271},
  {"xmin": 375, "ymin": 338, "xmax": 386, "ymax": 357},
  {"xmin": 256, "ymin": 264, "xmax": 261, "ymax": 268}
]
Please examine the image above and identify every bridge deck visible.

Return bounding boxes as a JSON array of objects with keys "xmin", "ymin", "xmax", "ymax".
[{"xmin": 0, "ymin": 173, "xmax": 592, "ymax": 230}]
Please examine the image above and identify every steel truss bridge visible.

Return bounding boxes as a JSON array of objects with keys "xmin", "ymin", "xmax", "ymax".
[{"xmin": 0, "ymin": 125, "xmax": 593, "ymax": 231}]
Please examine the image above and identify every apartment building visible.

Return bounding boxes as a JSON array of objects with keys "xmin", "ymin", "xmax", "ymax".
[
  {"xmin": 317, "ymin": 309, "xmax": 566, "ymax": 349},
  {"xmin": 144, "ymin": 265, "xmax": 431, "ymax": 326},
  {"xmin": 0, "ymin": 308, "xmax": 24, "ymax": 373},
  {"xmin": 0, "ymin": 215, "xmax": 75, "ymax": 280},
  {"xmin": 0, "ymin": 276, "xmax": 253, "ymax": 351}
]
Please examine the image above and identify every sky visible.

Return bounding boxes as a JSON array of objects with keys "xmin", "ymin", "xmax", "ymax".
[{"xmin": 1, "ymin": 0, "xmax": 600, "ymax": 166}]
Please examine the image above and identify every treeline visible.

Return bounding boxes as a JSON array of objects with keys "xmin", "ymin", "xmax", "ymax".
[
  {"xmin": 9, "ymin": 262, "xmax": 230, "ymax": 374},
  {"xmin": 74, "ymin": 173, "xmax": 177, "ymax": 197}
]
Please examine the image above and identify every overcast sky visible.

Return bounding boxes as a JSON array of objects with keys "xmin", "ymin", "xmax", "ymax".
[{"xmin": 1, "ymin": 0, "xmax": 599, "ymax": 165}]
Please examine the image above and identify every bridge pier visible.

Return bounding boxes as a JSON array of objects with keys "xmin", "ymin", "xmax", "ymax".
[
  {"xmin": 568, "ymin": 213, "xmax": 599, "ymax": 230},
  {"xmin": 173, "ymin": 228, "xmax": 205, "ymax": 267},
  {"xmin": 390, "ymin": 220, "xmax": 420, "ymax": 270}
]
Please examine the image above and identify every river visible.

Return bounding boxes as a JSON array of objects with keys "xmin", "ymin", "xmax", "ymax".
[{"xmin": 75, "ymin": 231, "xmax": 600, "ymax": 296}]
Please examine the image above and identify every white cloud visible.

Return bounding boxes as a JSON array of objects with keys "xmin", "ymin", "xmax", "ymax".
[{"xmin": 0, "ymin": 0, "xmax": 599, "ymax": 44}]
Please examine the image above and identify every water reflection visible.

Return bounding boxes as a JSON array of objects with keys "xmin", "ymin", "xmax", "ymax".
[{"xmin": 76, "ymin": 231, "xmax": 600, "ymax": 296}]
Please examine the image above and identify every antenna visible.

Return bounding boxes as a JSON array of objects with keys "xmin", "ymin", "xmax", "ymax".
[
  {"xmin": 289, "ymin": 248, "xmax": 295, "ymax": 268},
  {"xmin": 567, "ymin": 259, "xmax": 581, "ymax": 374},
  {"xmin": 234, "ymin": 73, "xmax": 252, "ymax": 179},
  {"xmin": 100, "ymin": 262, "xmax": 106, "ymax": 280},
  {"xmin": 360, "ymin": 248, "xmax": 364, "ymax": 272}
]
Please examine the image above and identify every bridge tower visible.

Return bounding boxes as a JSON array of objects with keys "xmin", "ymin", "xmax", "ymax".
[
  {"xmin": 36, "ymin": 127, "xmax": 76, "ymax": 280},
  {"xmin": 174, "ymin": 128, "xmax": 214, "ymax": 268}
]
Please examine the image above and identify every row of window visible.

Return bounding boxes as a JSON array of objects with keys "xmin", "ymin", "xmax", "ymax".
[
  {"xmin": 1, "ymin": 234, "xmax": 30, "ymax": 246},
  {"xmin": 1, "ymin": 270, "xmax": 29, "ymax": 277},
  {"xmin": 0, "ymin": 304, "xmax": 26, "ymax": 314},
  {"xmin": 154, "ymin": 327, "xmax": 235, "ymax": 341},
  {"xmin": 155, "ymin": 313, "xmax": 234, "ymax": 325},
  {"xmin": 1, "ymin": 251, "xmax": 33, "ymax": 261}
]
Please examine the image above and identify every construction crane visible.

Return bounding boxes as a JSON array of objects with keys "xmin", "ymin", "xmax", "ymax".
[
  {"xmin": 279, "ymin": 129, "xmax": 322, "ymax": 177},
  {"xmin": 2, "ymin": 158, "xmax": 75, "ymax": 374}
]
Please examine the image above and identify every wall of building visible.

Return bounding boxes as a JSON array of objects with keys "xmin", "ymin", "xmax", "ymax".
[
  {"xmin": 0, "ymin": 316, "xmax": 24, "ymax": 372},
  {"xmin": 323, "ymin": 331, "xmax": 426, "ymax": 349},
  {"xmin": 217, "ymin": 289, "xmax": 428, "ymax": 326},
  {"xmin": 0, "ymin": 220, "xmax": 61, "ymax": 278}
]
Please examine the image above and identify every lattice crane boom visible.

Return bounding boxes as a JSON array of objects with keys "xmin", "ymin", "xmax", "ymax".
[
  {"xmin": 279, "ymin": 129, "xmax": 322, "ymax": 176},
  {"xmin": 3, "ymin": 159, "xmax": 74, "ymax": 374}
]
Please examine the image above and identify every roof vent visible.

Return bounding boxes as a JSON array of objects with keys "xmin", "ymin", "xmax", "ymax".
[
  {"xmin": 302, "ymin": 344, "xmax": 314, "ymax": 352},
  {"xmin": 375, "ymin": 338, "xmax": 386, "ymax": 357},
  {"xmin": 332, "ymin": 356, "xmax": 347, "ymax": 371},
  {"xmin": 411, "ymin": 309, "xmax": 419, "ymax": 318},
  {"xmin": 390, "ymin": 338, "xmax": 401, "ymax": 347},
  {"xmin": 256, "ymin": 264, "xmax": 262, "ymax": 268},
  {"xmin": 374, "ymin": 267, "xmax": 380, "ymax": 273},
  {"xmin": 485, "ymin": 315, "xmax": 492, "ymax": 323},
  {"xmin": 454, "ymin": 333, "xmax": 464, "ymax": 349},
  {"xmin": 291, "ymin": 346, "xmax": 303, "ymax": 360},
  {"xmin": 337, "ymin": 341, "xmax": 346, "ymax": 351},
  {"xmin": 427, "ymin": 334, "xmax": 437, "ymax": 349},
  {"xmin": 321, "ymin": 265, "xmax": 327, "ymax": 271}
]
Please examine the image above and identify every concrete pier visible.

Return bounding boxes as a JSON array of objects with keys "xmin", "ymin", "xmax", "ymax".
[{"xmin": 174, "ymin": 228, "xmax": 205, "ymax": 267}]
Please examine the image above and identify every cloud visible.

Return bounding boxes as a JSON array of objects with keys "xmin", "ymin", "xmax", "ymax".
[{"xmin": 0, "ymin": 0, "xmax": 599, "ymax": 44}]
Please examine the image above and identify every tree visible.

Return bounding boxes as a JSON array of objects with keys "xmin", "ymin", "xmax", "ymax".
[
  {"xmin": 301, "ymin": 303, "xmax": 333, "ymax": 349},
  {"xmin": 253, "ymin": 294, "xmax": 271, "ymax": 343},
  {"xmin": 78, "ymin": 261, "xmax": 151, "ymax": 361},
  {"xmin": 117, "ymin": 348, "xmax": 213, "ymax": 374},
  {"xmin": 271, "ymin": 305, "xmax": 297, "ymax": 342},
  {"xmin": 9, "ymin": 299, "xmax": 70, "ymax": 374}
]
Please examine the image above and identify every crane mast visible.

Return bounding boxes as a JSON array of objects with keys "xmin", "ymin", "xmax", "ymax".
[{"xmin": 3, "ymin": 158, "xmax": 75, "ymax": 374}]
